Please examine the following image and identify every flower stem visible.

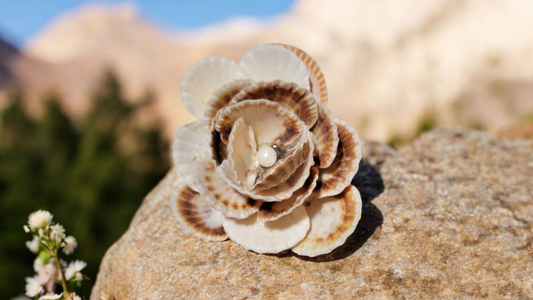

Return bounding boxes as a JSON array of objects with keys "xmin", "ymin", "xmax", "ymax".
[{"xmin": 53, "ymin": 251, "xmax": 70, "ymax": 298}]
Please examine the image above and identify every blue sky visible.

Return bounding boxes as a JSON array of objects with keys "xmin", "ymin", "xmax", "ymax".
[{"xmin": 0, "ymin": 0, "xmax": 296, "ymax": 46}]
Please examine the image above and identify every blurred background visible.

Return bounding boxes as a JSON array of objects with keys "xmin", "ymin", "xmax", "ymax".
[{"xmin": 1, "ymin": 0, "xmax": 533, "ymax": 297}]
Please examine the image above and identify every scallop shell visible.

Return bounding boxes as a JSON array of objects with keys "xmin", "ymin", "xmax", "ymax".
[
  {"xmin": 237, "ymin": 44, "xmax": 310, "ymax": 91},
  {"xmin": 257, "ymin": 166, "xmax": 319, "ymax": 222},
  {"xmin": 311, "ymin": 100, "xmax": 339, "ymax": 168},
  {"xmin": 172, "ymin": 121, "xmax": 211, "ymax": 192},
  {"xmin": 292, "ymin": 185, "xmax": 362, "ymax": 257},
  {"xmin": 215, "ymin": 100, "xmax": 304, "ymax": 148},
  {"xmin": 170, "ymin": 182, "xmax": 227, "ymax": 241},
  {"xmin": 227, "ymin": 118, "xmax": 259, "ymax": 190},
  {"xmin": 313, "ymin": 119, "xmax": 362, "ymax": 199},
  {"xmin": 217, "ymin": 137, "xmax": 315, "ymax": 202},
  {"xmin": 223, "ymin": 205, "xmax": 310, "ymax": 254},
  {"xmin": 230, "ymin": 80, "xmax": 318, "ymax": 128},
  {"xmin": 279, "ymin": 43, "xmax": 328, "ymax": 105},
  {"xmin": 253, "ymin": 133, "xmax": 310, "ymax": 191},
  {"xmin": 210, "ymin": 120, "xmax": 228, "ymax": 165},
  {"xmin": 192, "ymin": 161, "xmax": 260, "ymax": 219},
  {"xmin": 181, "ymin": 57, "xmax": 239, "ymax": 119},
  {"xmin": 203, "ymin": 79, "xmax": 255, "ymax": 127}
]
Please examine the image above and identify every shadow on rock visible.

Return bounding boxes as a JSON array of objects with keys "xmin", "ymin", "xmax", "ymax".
[{"xmin": 295, "ymin": 159, "xmax": 384, "ymax": 262}]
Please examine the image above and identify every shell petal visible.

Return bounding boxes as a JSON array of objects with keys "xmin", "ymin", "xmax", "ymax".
[
  {"xmin": 223, "ymin": 205, "xmax": 310, "ymax": 254},
  {"xmin": 258, "ymin": 167, "xmax": 319, "ymax": 222},
  {"xmin": 253, "ymin": 134, "xmax": 310, "ymax": 191},
  {"xmin": 231, "ymin": 80, "xmax": 318, "ymax": 128},
  {"xmin": 170, "ymin": 182, "xmax": 227, "ymax": 241},
  {"xmin": 312, "ymin": 100, "xmax": 339, "ymax": 168},
  {"xmin": 228, "ymin": 118, "xmax": 259, "ymax": 190},
  {"xmin": 215, "ymin": 100, "xmax": 304, "ymax": 147},
  {"xmin": 210, "ymin": 121, "xmax": 228, "ymax": 165},
  {"xmin": 181, "ymin": 57, "xmax": 239, "ymax": 119},
  {"xmin": 203, "ymin": 79, "xmax": 255, "ymax": 127},
  {"xmin": 292, "ymin": 185, "xmax": 362, "ymax": 257},
  {"xmin": 280, "ymin": 43, "xmax": 328, "ymax": 104},
  {"xmin": 193, "ymin": 161, "xmax": 260, "ymax": 219},
  {"xmin": 313, "ymin": 119, "xmax": 362, "ymax": 198},
  {"xmin": 172, "ymin": 121, "xmax": 211, "ymax": 192},
  {"xmin": 219, "ymin": 136, "xmax": 315, "ymax": 202},
  {"xmin": 238, "ymin": 44, "xmax": 310, "ymax": 91}
]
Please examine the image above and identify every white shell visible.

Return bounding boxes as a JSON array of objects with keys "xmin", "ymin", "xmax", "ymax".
[
  {"xmin": 227, "ymin": 118, "xmax": 259, "ymax": 190},
  {"xmin": 215, "ymin": 100, "xmax": 304, "ymax": 147},
  {"xmin": 238, "ymin": 44, "xmax": 310, "ymax": 91},
  {"xmin": 170, "ymin": 182, "xmax": 227, "ymax": 242},
  {"xmin": 313, "ymin": 119, "xmax": 362, "ymax": 198},
  {"xmin": 252, "ymin": 131, "xmax": 310, "ymax": 191},
  {"xmin": 223, "ymin": 205, "xmax": 310, "ymax": 254},
  {"xmin": 217, "ymin": 137, "xmax": 315, "ymax": 202},
  {"xmin": 280, "ymin": 43, "xmax": 328, "ymax": 104},
  {"xmin": 203, "ymin": 79, "xmax": 255, "ymax": 127},
  {"xmin": 181, "ymin": 57, "xmax": 239, "ymax": 119},
  {"xmin": 311, "ymin": 100, "xmax": 339, "ymax": 168},
  {"xmin": 258, "ymin": 167, "xmax": 319, "ymax": 222},
  {"xmin": 292, "ymin": 185, "xmax": 362, "ymax": 257},
  {"xmin": 172, "ymin": 121, "xmax": 211, "ymax": 192},
  {"xmin": 230, "ymin": 80, "xmax": 318, "ymax": 128},
  {"xmin": 192, "ymin": 161, "xmax": 260, "ymax": 219}
]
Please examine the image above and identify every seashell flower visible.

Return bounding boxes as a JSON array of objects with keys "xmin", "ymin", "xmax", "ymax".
[{"xmin": 171, "ymin": 43, "xmax": 363, "ymax": 257}]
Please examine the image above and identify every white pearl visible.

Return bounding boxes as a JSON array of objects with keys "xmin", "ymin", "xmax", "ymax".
[{"xmin": 257, "ymin": 145, "xmax": 277, "ymax": 168}]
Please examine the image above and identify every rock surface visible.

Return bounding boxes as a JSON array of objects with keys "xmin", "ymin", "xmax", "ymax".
[{"xmin": 91, "ymin": 130, "xmax": 533, "ymax": 299}]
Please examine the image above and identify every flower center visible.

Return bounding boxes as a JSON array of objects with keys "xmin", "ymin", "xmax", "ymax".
[{"xmin": 257, "ymin": 145, "xmax": 277, "ymax": 168}]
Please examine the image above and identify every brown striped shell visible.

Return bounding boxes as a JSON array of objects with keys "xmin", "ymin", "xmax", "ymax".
[
  {"xmin": 313, "ymin": 119, "xmax": 362, "ymax": 198},
  {"xmin": 257, "ymin": 166, "xmax": 319, "ymax": 222},
  {"xmin": 279, "ymin": 43, "xmax": 328, "ymax": 104},
  {"xmin": 173, "ymin": 43, "xmax": 363, "ymax": 257},
  {"xmin": 203, "ymin": 79, "xmax": 255, "ymax": 127},
  {"xmin": 170, "ymin": 182, "xmax": 227, "ymax": 241},
  {"xmin": 311, "ymin": 100, "xmax": 339, "ymax": 168},
  {"xmin": 292, "ymin": 185, "xmax": 362, "ymax": 257},
  {"xmin": 230, "ymin": 80, "xmax": 318, "ymax": 128}
]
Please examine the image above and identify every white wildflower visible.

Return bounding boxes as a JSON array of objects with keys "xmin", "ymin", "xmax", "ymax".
[
  {"xmin": 62, "ymin": 236, "xmax": 77, "ymax": 255},
  {"xmin": 34, "ymin": 258, "xmax": 59, "ymax": 293},
  {"xmin": 38, "ymin": 294, "xmax": 62, "ymax": 300},
  {"xmin": 28, "ymin": 210, "xmax": 53, "ymax": 229},
  {"xmin": 49, "ymin": 224, "xmax": 66, "ymax": 243},
  {"xmin": 65, "ymin": 260, "xmax": 87, "ymax": 281},
  {"xmin": 26, "ymin": 236, "xmax": 40, "ymax": 253},
  {"xmin": 25, "ymin": 275, "xmax": 43, "ymax": 297},
  {"xmin": 69, "ymin": 293, "xmax": 82, "ymax": 300}
]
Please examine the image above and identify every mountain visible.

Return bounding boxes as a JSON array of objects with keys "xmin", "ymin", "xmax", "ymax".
[{"xmin": 2, "ymin": 0, "xmax": 533, "ymax": 141}]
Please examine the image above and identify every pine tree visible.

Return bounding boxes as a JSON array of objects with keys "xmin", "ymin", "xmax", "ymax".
[{"xmin": 0, "ymin": 72, "xmax": 169, "ymax": 298}]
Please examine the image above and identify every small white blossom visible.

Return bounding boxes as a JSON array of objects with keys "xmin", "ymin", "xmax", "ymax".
[
  {"xmin": 69, "ymin": 293, "xmax": 82, "ymax": 300},
  {"xmin": 25, "ymin": 275, "xmax": 43, "ymax": 297},
  {"xmin": 65, "ymin": 260, "xmax": 87, "ymax": 281},
  {"xmin": 34, "ymin": 258, "xmax": 59, "ymax": 293},
  {"xmin": 62, "ymin": 236, "xmax": 77, "ymax": 255},
  {"xmin": 23, "ymin": 225, "xmax": 30, "ymax": 233},
  {"xmin": 38, "ymin": 294, "xmax": 62, "ymax": 300},
  {"xmin": 26, "ymin": 236, "xmax": 40, "ymax": 253},
  {"xmin": 28, "ymin": 210, "xmax": 53, "ymax": 229},
  {"xmin": 49, "ymin": 224, "xmax": 66, "ymax": 243}
]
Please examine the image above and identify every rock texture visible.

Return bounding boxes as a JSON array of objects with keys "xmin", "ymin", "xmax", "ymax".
[{"xmin": 91, "ymin": 130, "xmax": 533, "ymax": 299}]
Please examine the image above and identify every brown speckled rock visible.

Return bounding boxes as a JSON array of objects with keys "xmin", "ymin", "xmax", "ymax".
[{"xmin": 91, "ymin": 130, "xmax": 533, "ymax": 299}]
